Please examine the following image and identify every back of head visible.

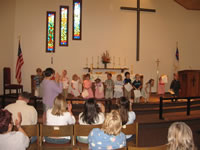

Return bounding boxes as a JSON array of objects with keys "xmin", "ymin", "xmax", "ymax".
[
  {"xmin": 0, "ymin": 109, "xmax": 12, "ymax": 134},
  {"xmin": 119, "ymin": 97, "xmax": 129, "ymax": 125},
  {"xmin": 51, "ymin": 94, "xmax": 67, "ymax": 116},
  {"xmin": 44, "ymin": 67, "xmax": 55, "ymax": 77},
  {"xmin": 168, "ymin": 122, "xmax": 195, "ymax": 150},
  {"xmin": 102, "ymin": 110, "xmax": 122, "ymax": 136},
  {"xmin": 19, "ymin": 92, "xmax": 31, "ymax": 101},
  {"xmin": 81, "ymin": 99, "xmax": 100, "ymax": 124}
]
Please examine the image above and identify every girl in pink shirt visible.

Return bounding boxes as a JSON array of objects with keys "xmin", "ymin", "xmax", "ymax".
[{"xmin": 82, "ymin": 74, "xmax": 94, "ymax": 99}]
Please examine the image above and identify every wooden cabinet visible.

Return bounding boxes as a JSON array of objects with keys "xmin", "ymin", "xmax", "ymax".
[{"xmin": 178, "ymin": 70, "xmax": 200, "ymax": 97}]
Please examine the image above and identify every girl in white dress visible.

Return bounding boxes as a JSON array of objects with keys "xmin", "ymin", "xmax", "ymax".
[{"xmin": 141, "ymin": 79, "xmax": 154, "ymax": 103}]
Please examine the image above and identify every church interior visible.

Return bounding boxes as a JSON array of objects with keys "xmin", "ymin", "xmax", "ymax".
[{"xmin": 0, "ymin": 0, "xmax": 200, "ymax": 149}]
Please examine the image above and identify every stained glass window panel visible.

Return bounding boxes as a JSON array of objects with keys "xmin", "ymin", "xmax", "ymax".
[
  {"xmin": 60, "ymin": 6, "xmax": 69, "ymax": 46},
  {"xmin": 73, "ymin": 0, "xmax": 82, "ymax": 40},
  {"xmin": 46, "ymin": 12, "xmax": 56, "ymax": 52}
]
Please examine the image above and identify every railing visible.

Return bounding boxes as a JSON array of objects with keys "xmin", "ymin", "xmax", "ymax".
[
  {"xmin": 159, "ymin": 96, "xmax": 200, "ymax": 120},
  {"xmin": 31, "ymin": 96, "xmax": 114, "ymax": 112}
]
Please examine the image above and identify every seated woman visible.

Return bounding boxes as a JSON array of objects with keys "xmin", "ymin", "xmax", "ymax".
[
  {"xmin": 0, "ymin": 109, "xmax": 29, "ymax": 150},
  {"xmin": 88, "ymin": 110, "xmax": 126, "ymax": 150},
  {"xmin": 78, "ymin": 98, "xmax": 105, "ymax": 143},
  {"xmin": 45, "ymin": 94, "xmax": 76, "ymax": 144},
  {"xmin": 118, "ymin": 97, "xmax": 136, "ymax": 140},
  {"xmin": 168, "ymin": 122, "xmax": 196, "ymax": 150}
]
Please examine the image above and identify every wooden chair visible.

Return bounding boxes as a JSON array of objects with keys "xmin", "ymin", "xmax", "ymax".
[
  {"xmin": 40, "ymin": 124, "xmax": 74, "ymax": 150},
  {"xmin": 14, "ymin": 124, "xmax": 40, "ymax": 150},
  {"xmin": 73, "ymin": 124, "xmax": 102, "ymax": 150},
  {"xmin": 3, "ymin": 67, "xmax": 23, "ymax": 96},
  {"xmin": 128, "ymin": 144, "xmax": 168, "ymax": 150},
  {"xmin": 121, "ymin": 122, "xmax": 139, "ymax": 147}
]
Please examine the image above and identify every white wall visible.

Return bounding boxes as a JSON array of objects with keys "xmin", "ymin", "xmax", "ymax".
[
  {"xmin": 0, "ymin": 0, "xmax": 15, "ymax": 94},
  {"xmin": 2, "ymin": 0, "xmax": 200, "ymax": 93}
]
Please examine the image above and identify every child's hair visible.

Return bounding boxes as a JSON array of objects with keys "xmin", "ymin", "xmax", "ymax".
[
  {"xmin": 101, "ymin": 110, "xmax": 122, "ymax": 136},
  {"xmin": 117, "ymin": 74, "xmax": 122, "ymax": 81},
  {"xmin": 72, "ymin": 74, "xmax": 78, "ymax": 80},
  {"xmin": 125, "ymin": 72, "xmax": 130, "ymax": 77},
  {"xmin": 36, "ymin": 68, "xmax": 42, "ymax": 73},
  {"xmin": 107, "ymin": 73, "xmax": 112, "ymax": 77},
  {"xmin": 85, "ymin": 73, "xmax": 90, "ymax": 79},
  {"xmin": 95, "ymin": 78, "xmax": 101, "ymax": 83},
  {"xmin": 147, "ymin": 79, "xmax": 154, "ymax": 84},
  {"xmin": 168, "ymin": 122, "xmax": 195, "ymax": 150},
  {"xmin": 135, "ymin": 74, "xmax": 140, "ymax": 78},
  {"xmin": 51, "ymin": 94, "xmax": 67, "ymax": 116}
]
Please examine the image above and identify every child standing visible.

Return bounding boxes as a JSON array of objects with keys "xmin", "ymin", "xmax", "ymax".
[
  {"xmin": 94, "ymin": 78, "xmax": 104, "ymax": 99},
  {"xmin": 132, "ymin": 74, "xmax": 142, "ymax": 103},
  {"xmin": 82, "ymin": 74, "xmax": 94, "ymax": 99},
  {"xmin": 114, "ymin": 74, "xmax": 124, "ymax": 99},
  {"xmin": 158, "ymin": 76, "xmax": 165, "ymax": 96},
  {"xmin": 142, "ymin": 79, "xmax": 154, "ymax": 103},
  {"xmin": 104, "ymin": 73, "xmax": 114, "ymax": 99},
  {"xmin": 124, "ymin": 72, "xmax": 132, "ymax": 100},
  {"xmin": 61, "ymin": 69, "xmax": 70, "ymax": 99},
  {"xmin": 71, "ymin": 74, "xmax": 81, "ymax": 97},
  {"xmin": 33, "ymin": 68, "xmax": 43, "ymax": 97}
]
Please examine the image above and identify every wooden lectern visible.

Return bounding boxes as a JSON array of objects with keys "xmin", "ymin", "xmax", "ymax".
[{"xmin": 178, "ymin": 70, "xmax": 200, "ymax": 97}]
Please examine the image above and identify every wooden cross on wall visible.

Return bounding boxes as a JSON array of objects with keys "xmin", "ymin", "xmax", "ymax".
[{"xmin": 120, "ymin": 0, "xmax": 156, "ymax": 61}]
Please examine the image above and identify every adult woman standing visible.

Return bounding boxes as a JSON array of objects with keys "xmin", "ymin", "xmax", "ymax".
[
  {"xmin": 40, "ymin": 68, "xmax": 63, "ymax": 122},
  {"xmin": 78, "ymin": 99, "xmax": 105, "ymax": 143}
]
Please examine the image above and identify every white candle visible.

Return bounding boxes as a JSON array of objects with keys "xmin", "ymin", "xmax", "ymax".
[{"xmin": 86, "ymin": 57, "xmax": 88, "ymax": 67}]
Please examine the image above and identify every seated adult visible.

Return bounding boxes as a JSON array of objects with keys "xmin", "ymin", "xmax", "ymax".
[
  {"xmin": 78, "ymin": 99, "xmax": 105, "ymax": 143},
  {"xmin": 0, "ymin": 109, "xmax": 29, "ymax": 150},
  {"xmin": 119, "ymin": 97, "xmax": 136, "ymax": 140},
  {"xmin": 88, "ymin": 110, "xmax": 126, "ymax": 150},
  {"xmin": 45, "ymin": 94, "xmax": 75, "ymax": 144},
  {"xmin": 5, "ymin": 92, "xmax": 38, "ymax": 125},
  {"xmin": 168, "ymin": 122, "xmax": 196, "ymax": 150}
]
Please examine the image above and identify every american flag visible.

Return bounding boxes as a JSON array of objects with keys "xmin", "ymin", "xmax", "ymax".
[{"xmin": 15, "ymin": 41, "xmax": 24, "ymax": 84}]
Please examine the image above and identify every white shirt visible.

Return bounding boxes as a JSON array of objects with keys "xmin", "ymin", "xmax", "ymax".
[
  {"xmin": 46, "ymin": 108, "xmax": 76, "ymax": 139},
  {"xmin": 125, "ymin": 111, "xmax": 136, "ymax": 139},
  {"xmin": 46, "ymin": 108, "xmax": 76, "ymax": 125},
  {"xmin": 62, "ymin": 77, "xmax": 69, "ymax": 89},
  {"xmin": 5, "ymin": 100, "xmax": 38, "ymax": 125},
  {"xmin": 0, "ymin": 131, "xmax": 29, "ymax": 150},
  {"xmin": 71, "ymin": 80, "xmax": 80, "ymax": 90}
]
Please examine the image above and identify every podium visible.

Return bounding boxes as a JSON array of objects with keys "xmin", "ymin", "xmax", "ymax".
[{"xmin": 178, "ymin": 70, "xmax": 200, "ymax": 97}]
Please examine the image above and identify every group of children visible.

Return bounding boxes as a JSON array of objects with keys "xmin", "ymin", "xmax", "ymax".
[{"xmin": 33, "ymin": 68, "xmax": 155, "ymax": 103}]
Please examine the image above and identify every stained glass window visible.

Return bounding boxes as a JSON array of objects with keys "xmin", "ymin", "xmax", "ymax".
[
  {"xmin": 46, "ymin": 11, "xmax": 56, "ymax": 52},
  {"xmin": 60, "ymin": 6, "xmax": 69, "ymax": 46},
  {"xmin": 73, "ymin": 0, "xmax": 82, "ymax": 40}
]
